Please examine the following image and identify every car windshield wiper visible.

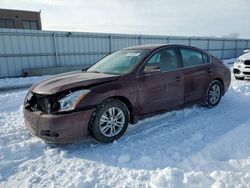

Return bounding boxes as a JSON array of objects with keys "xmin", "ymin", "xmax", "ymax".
[
  {"xmin": 86, "ymin": 70, "xmax": 121, "ymax": 75},
  {"xmin": 102, "ymin": 72, "xmax": 121, "ymax": 75},
  {"xmin": 86, "ymin": 70, "xmax": 103, "ymax": 74},
  {"xmin": 81, "ymin": 65, "xmax": 91, "ymax": 72}
]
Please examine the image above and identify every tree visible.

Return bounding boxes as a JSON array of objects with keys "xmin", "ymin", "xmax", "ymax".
[{"xmin": 222, "ymin": 32, "xmax": 240, "ymax": 39}]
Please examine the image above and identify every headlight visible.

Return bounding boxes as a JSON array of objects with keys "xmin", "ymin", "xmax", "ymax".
[
  {"xmin": 58, "ymin": 89, "xmax": 90, "ymax": 112},
  {"xmin": 236, "ymin": 59, "xmax": 244, "ymax": 64},
  {"xmin": 24, "ymin": 91, "xmax": 33, "ymax": 103}
]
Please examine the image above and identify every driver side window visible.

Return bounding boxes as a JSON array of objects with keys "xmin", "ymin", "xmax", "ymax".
[
  {"xmin": 144, "ymin": 48, "xmax": 179, "ymax": 73},
  {"xmin": 144, "ymin": 53, "xmax": 160, "ymax": 73}
]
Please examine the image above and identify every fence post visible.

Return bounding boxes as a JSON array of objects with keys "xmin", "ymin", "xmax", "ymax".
[
  {"xmin": 246, "ymin": 40, "xmax": 249, "ymax": 50},
  {"xmin": 52, "ymin": 32, "xmax": 59, "ymax": 67},
  {"xmin": 188, "ymin": 37, "xmax": 191, "ymax": 46},
  {"xmin": 207, "ymin": 38, "xmax": 210, "ymax": 52},
  {"xmin": 234, "ymin": 40, "xmax": 238, "ymax": 58},
  {"xmin": 138, "ymin": 36, "xmax": 142, "ymax": 45},
  {"xmin": 109, "ymin": 34, "xmax": 112, "ymax": 54},
  {"xmin": 222, "ymin": 39, "xmax": 225, "ymax": 59}
]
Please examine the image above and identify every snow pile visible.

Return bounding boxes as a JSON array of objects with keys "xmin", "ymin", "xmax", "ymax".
[
  {"xmin": 0, "ymin": 75, "xmax": 49, "ymax": 90},
  {"xmin": 1, "ymin": 69, "xmax": 250, "ymax": 187}
]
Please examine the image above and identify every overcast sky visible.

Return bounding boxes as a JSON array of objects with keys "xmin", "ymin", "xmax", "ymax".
[{"xmin": 1, "ymin": 0, "xmax": 250, "ymax": 38}]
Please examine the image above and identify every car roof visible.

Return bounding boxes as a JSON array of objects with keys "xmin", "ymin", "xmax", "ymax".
[{"xmin": 123, "ymin": 44, "xmax": 201, "ymax": 52}]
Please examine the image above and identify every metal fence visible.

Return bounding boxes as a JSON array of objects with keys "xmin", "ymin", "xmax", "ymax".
[{"xmin": 0, "ymin": 28, "xmax": 250, "ymax": 78}]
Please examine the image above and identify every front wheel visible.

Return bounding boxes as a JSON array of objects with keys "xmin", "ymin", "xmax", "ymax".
[
  {"xmin": 203, "ymin": 80, "xmax": 222, "ymax": 108},
  {"xmin": 89, "ymin": 99, "xmax": 129, "ymax": 143}
]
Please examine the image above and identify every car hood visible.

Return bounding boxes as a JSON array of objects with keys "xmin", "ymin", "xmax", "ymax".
[
  {"xmin": 31, "ymin": 71, "xmax": 120, "ymax": 95},
  {"xmin": 238, "ymin": 52, "xmax": 250, "ymax": 61}
]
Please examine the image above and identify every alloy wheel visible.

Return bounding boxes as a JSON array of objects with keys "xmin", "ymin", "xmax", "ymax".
[
  {"xmin": 209, "ymin": 84, "xmax": 221, "ymax": 105},
  {"xmin": 98, "ymin": 107, "xmax": 125, "ymax": 137}
]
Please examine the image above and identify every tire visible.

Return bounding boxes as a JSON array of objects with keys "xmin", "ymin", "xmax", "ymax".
[
  {"xmin": 235, "ymin": 76, "xmax": 244, "ymax": 80},
  {"xmin": 202, "ymin": 80, "xmax": 223, "ymax": 108},
  {"xmin": 89, "ymin": 99, "xmax": 129, "ymax": 143}
]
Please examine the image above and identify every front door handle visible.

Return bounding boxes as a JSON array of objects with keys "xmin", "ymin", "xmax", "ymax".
[{"xmin": 176, "ymin": 76, "xmax": 182, "ymax": 82}]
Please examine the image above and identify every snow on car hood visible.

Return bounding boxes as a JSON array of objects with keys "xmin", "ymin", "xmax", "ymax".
[
  {"xmin": 31, "ymin": 71, "xmax": 120, "ymax": 95},
  {"xmin": 237, "ymin": 52, "xmax": 250, "ymax": 61}
]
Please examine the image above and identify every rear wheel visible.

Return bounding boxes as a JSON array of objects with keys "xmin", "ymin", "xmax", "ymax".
[
  {"xmin": 89, "ymin": 99, "xmax": 129, "ymax": 143},
  {"xmin": 203, "ymin": 80, "xmax": 222, "ymax": 108}
]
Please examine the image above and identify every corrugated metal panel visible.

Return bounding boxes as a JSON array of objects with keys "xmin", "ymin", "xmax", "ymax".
[
  {"xmin": 247, "ymin": 40, "xmax": 250, "ymax": 48},
  {"xmin": 190, "ymin": 39, "xmax": 208, "ymax": 50},
  {"xmin": 168, "ymin": 38, "xmax": 189, "ymax": 45},
  {"xmin": 236, "ymin": 49, "xmax": 243, "ymax": 57},
  {"xmin": 223, "ymin": 50, "xmax": 235, "ymax": 59},
  {"xmin": 0, "ymin": 28, "xmax": 250, "ymax": 78},
  {"xmin": 237, "ymin": 40, "xmax": 248, "ymax": 49},
  {"xmin": 209, "ymin": 50, "xmax": 223, "ymax": 58},
  {"xmin": 224, "ymin": 40, "xmax": 236, "ymax": 49},
  {"xmin": 208, "ymin": 40, "xmax": 223, "ymax": 49}
]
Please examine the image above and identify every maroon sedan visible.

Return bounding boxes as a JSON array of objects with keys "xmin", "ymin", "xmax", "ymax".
[{"xmin": 23, "ymin": 44, "xmax": 231, "ymax": 143}]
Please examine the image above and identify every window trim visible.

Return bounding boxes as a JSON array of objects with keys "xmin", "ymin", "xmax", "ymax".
[
  {"xmin": 202, "ymin": 51, "xmax": 211, "ymax": 64},
  {"xmin": 136, "ymin": 47, "xmax": 182, "ymax": 77}
]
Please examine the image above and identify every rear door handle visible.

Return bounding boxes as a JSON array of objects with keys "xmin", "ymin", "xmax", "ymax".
[{"xmin": 176, "ymin": 76, "xmax": 182, "ymax": 82}]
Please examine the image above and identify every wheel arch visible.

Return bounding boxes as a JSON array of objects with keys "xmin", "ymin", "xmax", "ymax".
[
  {"xmin": 213, "ymin": 77, "xmax": 224, "ymax": 95},
  {"xmin": 106, "ymin": 96, "xmax": 134, "ymax": 124}
]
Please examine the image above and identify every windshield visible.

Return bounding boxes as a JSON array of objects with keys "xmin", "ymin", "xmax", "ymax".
[{"xmin": 87, "ymin": 49, "xmax": 149, "ymax": 75}]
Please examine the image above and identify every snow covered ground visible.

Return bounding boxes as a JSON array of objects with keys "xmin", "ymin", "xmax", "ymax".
[
  {"xmin": 0, "ymin": 75, "xmax": 49, "ymax": 91},
  {"xmin": 1, "ymin": 61, "xmax": 250, "ymax": 187}
]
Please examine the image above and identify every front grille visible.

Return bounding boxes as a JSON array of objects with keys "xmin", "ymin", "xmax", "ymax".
[
  {"xmin": 243, "ymin": 72, "xmax": 250, "ymax": 75},
  {"xmin": 24, "ymin": 92, "xmax": 63, "ymax": 113},
  {"xmin": 25, "ymin": 92, "xmax": 49, "ymax": 113},
  {"xmin": 244, "ymin": 60, "xmax": 250, "ymax": 65}
]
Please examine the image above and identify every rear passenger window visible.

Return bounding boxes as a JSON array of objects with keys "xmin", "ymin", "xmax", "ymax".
[
  {"xmin": 180, "ymin": 48, "xmax": 203, "ymax": 67},
  {"xmin": 202, "ymin": 52, "xmax": 210, "ymax": 64}
]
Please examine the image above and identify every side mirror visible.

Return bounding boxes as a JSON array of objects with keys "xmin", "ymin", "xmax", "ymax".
[
  {"xmin": 243, "ymin": 49, "xmax": 250, "ymax": 54},
  {"xmin": 138, "ymin": 68, "xmax": 148, "ymax": 77}
]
